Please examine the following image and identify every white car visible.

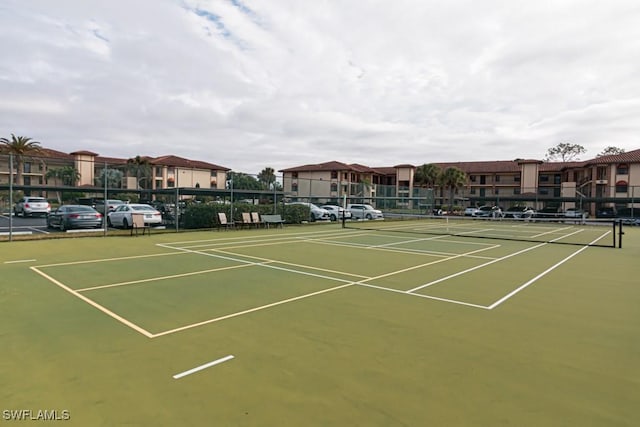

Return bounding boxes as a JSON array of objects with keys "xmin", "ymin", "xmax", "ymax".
[
  {"xmin": 320, "ymin": 205, "xmax": 353, "ymax": 221},
  {"xmin": 14, "ymin": 196, "xmax": 51, "ymax": 217},
  {"xmin": 286, "ymin": 202, "xmax": 331, "ymax": 221},
  {"xmin": 107, "ymin": 203, "xmax": 162, "ymax": 228},
  {"xmin": 347, "ymin": 204, "xmax": 384, "ymax": 220},
  {"xmin": 464, "ymin": 207, "xmax": 479, "ymax": 216}
]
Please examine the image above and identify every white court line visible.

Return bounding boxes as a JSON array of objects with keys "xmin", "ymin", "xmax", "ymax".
[
  {"xmin": 152, "ymin": 282, "xmax": 356, "ymax": 338},
  {"xmin": 208, "ymin": 249, "xmax": 370, "ymax": 279},
  {"xmin": 4, "ymin": 259, "xmax": 37, "ymax": 264},
  {"xmin": 30, "ymin": 266, "xmax": 154, "ymax": 338},
  {"xmin": 531, "ymin": 225, "xmax": 574, "ymax": 238},
  {"xmin": 151, "ymin": 239, "xmax": 502, "ymax": 337},
  {"xmin": 76, "ymin": 262, "xmax": 269, "ymax": 292},
  {"xmin": 488, "ymin": 232, "xmax": 610, "ymax": 309},
  {"xmin": 408, "ymin": 228, "xmax": 610, "ymax": 294},
  {"xmin": 165, "ymin": 228, "xmax": 360, "ymax": 246},
  {"xmin": 406, "ymin": 242, "xmax": 548, "ymax": 293},
  {"xmin": 356, "ymin": 282, "xmax": 490, "ymax": 310},
  {"xmin": 35, "ymin": 251, "xmax": 188, "ymax": 268},
  {"xmin": 173, "ymin": 355, "xmax": 234, "ymax": 379}
]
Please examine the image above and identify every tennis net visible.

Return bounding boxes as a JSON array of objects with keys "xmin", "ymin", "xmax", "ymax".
[{"xmin": 343, "ymin": 214, "xmax": 620, "ymax": 248}]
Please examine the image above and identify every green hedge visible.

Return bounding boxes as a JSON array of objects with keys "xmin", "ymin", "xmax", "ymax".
[{"xmin": 181, "ymin": 203, "xmax": 313, "ymax": 229}]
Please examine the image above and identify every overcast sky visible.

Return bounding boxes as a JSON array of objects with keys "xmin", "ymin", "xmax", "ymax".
[{"xmin": 1, "ymin": 0, "xmax": 639, "ymax": 174}]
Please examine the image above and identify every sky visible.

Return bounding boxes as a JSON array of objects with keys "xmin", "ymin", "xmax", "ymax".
[{"xmin": 1, "ymin": 0, "xmax": 640, "ymax": 175}]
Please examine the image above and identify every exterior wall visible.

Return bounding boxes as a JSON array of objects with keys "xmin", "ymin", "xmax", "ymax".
[
  {"xmin": 74, "ymin": 154, "xmax": 94, "ymax": 186},
  {"xmin": 520, "ymin": 163, "xmax": 539, "ymax": 192}
]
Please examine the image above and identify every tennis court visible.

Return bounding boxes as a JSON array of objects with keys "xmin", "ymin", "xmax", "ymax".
[{"xmin": 2, "ymin": 222, "xmax": 638, "ymax": 425}]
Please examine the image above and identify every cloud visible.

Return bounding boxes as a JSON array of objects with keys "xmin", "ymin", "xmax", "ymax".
[{"xmin": 1, "ymin": 0, "xmax": 640, "ymax": 174}]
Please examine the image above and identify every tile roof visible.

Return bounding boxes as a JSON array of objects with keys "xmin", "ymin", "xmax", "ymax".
[
  {"xmin": 280, "ymin": 161, "xmax": 367, "ymax": 173},
  {"xmin": 583, "ymin": 148, "xmax": 640, "ymax": 165},
  {"xmin": 150, "ymin": 155, "xmax": 231, "ymax": 171}
]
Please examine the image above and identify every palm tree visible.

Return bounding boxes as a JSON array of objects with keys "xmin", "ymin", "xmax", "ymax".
[
  {"xmin": 414, "ymin": 163, "xmax": 440, "ymax": 188},
  {"xmin": 126, "ymin": 155, "xmax": 151, "ymax": 190},
  {"xmin": 46, "ymin": 166, "xmax": 81, "ymax": 204},
  {"xmin": 257, "ymin": 167, "xmax": 276, "ymax": 190},
  {"xmin": 0, "ymin": 134, "xmax": 43, "ymax": 185},
  {"xmin": 438, "ymin": 167, "xmax": 467, "ymax": 208},
  {"xmin": 95, "ymin": 168, "xmax": 124, "ymax": 188}
]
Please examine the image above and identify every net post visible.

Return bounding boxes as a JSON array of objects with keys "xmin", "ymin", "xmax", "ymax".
[{"xmin": 617, "ymin": 220, "xmax": 623, "ymax": 248}]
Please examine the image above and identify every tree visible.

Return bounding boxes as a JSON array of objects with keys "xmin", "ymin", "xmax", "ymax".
[
  {"xmin": 45, "ymin": 166, "xmax": 81, "ymax": 204},
  {"xmin": 597, "ymin": 146, "xmax": 625, "ymax": 157},
  {"xmin": 257, "ymin": 167, "xmax": 277, "ymax": 190},
  {"xmin": 95, "ymin": 168, "xmax": 124, "ymax": 188},
  {"xmin": 227, "ymin": 172, "xmax": 262, "ymax": 190},
  {"xmin": 0, "ymin": 134, "xmax": 43, "ymax": 185},
  {"xmin": 438, "ymin": 166, "xmax": 466, "ymax": 208},
  {"xmin": 414, "ymin": 163, "xmax": 441, "ymax": 188},
  {"xmin": 544, "ymin": 143, "xmax": 586, "ymax": 162},
  {"xmin": 126, "ymin": 155, "xmax": 151, "ymax": 190}
]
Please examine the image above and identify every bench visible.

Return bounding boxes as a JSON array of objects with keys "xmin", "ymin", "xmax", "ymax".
[{"xmin": 261, "ymin": 214, "xmax": 285, "ymax": 229}]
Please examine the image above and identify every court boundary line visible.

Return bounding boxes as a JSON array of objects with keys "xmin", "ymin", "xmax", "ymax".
[
  {"xmin": 29, "ymin": 227, "xmax": 609, "ymax": 339},
  {"xmin": 30, "ymin": 266, "xmax": 154, "ymax": 338},
  {"xmin": 146, "ymin": 239, "xmax": 502, "ymax": 337}
]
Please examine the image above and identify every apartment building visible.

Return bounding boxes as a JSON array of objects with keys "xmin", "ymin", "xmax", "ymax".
[
  {"xmin": 280, "ymin": 149, "xmax": 640, "ymax": 212},
  {"xmin": 0, "ymin": 148, "xmax": 230, "ymax": 192}
]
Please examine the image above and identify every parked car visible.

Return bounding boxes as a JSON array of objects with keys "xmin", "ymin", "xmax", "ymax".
[
  {"xmin": 616, "ymin": 208, "xmax": 640, "ymax": 226},
  {"xmin": 564, "ymin": 208, "xmax": 589, "ymax": 219},
  {"xmin": 94, "ymin": 199, "xmax": 125, "ymax": 214},
  {"xmin": 107, "ymin": 203, "xmax": 163, "ymax": 228},
  {"xmin": 464, "ymin": 207, "xmax": 479, "ymax": 216},
  {"xmin": 286, "ymin": 202, "xmax": 331, "ymax": 222},
  {"xmin": 13, "ymin": 196, "xmax": 51, "ymax": 217},
  {"xmin": 472, "ymin": 205, "xmax": 495, "ymax": 218},
  {"xmin": 595, "ymin": 206, "xmax": 617, "ymax": 219},
  {"xmin": 46, "ymin": 205, "xmax": 103, "ymax": 231},
  {"xmin": 347, "ymin": 204, "xmax": 384, "ymax": 220},
  {"xmin": 320, "ymin": 205, "xmax": 352, "ymax": 221},
  {"xmin": 503, "ymin": 206, "xmax": 535, "ymax": 219}
]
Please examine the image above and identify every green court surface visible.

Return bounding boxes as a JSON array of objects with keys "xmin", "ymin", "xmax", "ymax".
[{"xmin": 1, "ymin": 223, "xmax": 638, "ymax": 426}]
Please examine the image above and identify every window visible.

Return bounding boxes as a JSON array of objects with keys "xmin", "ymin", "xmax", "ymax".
[
  {"xmin": 540, "ymin": 175, "xmax": 549, "ymax": 183},
  {"xmin": 514, "ymin": 188, "xmax": 521, "ymax": 195},
  {"xmin": 470, "ymin": 188, "xmax": 476, "ymax": 195},
  {"xmin": 155, "ymin": 166, "xmax": 163, "ymax": 176},
  {"xmin": 514, "ymin": 176, "xmax": 521, "ymax": 182},
  {"xmin": 292, "ymin": 172, "xmax": 298, "ymax": 178},
  {"xmin": 554, "ymin": 174, "xmax": 561, "ymax": 185},
  {"xmin": 24, "ymin": 162, "xmax": 32, "ymax": 173},
  {"xmin": 331, "ymin": 171, "xmax": 338, "ymax": 179},
  {"xmin": 330, "ymin": 183, "xmax": 338, "ymax": 192},
  {"xmin": 495, "ymin": 175, "xmax": 500, "ymax": 182},
  {"xmin": 616, "ymin": 180, "xmax": 628, "ymax": 193},
  {"xmin": 480, "ymin": 175, "xmax": 486, "ymax": 185},
  {"xmin": 23, "ymin": 176, "xmax": 31, "ymax": 185},
  {"xmin": 539, "ymin": 188, "xmax": 549, "ymax": 195},
  {"xmin": 469, "ymin": 175, "xmax": 476, "ymax": 182},
  {"xmin": 495, "ymin": 189, "xmax": 500, "ymax": 195},
  {"xmin": 617, "ymin": 164, "xmax": 629, "ymax": 175},
  {"xmin": 167, "ymin": 180, "xmax": 174, "ymax": 188}
]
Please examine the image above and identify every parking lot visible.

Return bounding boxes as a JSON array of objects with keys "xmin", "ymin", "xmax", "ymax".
[{"xmin": 1, "ymin": 213, "xmax": 63, "ymax": 235}]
